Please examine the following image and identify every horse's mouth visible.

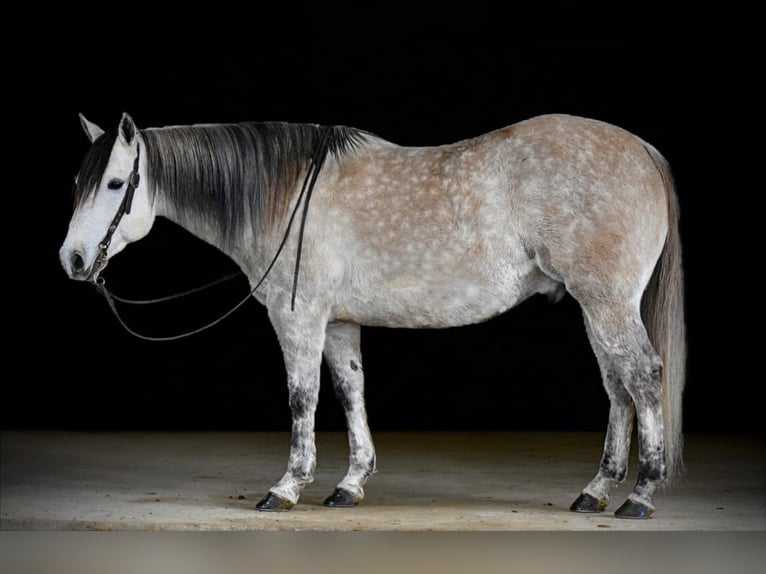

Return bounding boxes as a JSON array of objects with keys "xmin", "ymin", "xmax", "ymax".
[{"xmin": 85, "ymin": 260, "xmax": 108, "ymax": 283}]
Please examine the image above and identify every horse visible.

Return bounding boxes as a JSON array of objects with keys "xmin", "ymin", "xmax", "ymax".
[{"xmin": 60, "ymin": 112, "xmax": 685, "ymax": 519}]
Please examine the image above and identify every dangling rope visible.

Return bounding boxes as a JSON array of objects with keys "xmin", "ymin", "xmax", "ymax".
[
  {"xmin": 104, "ymin": 272, "xmax": 242, "ymax": 305},
  {"xmin": 94, "ymin": 125, "xmax": 333, "ymax": 341},
  {"xmin": 291, "ymin": 124, "xmax": 332, "ymax": 311}
]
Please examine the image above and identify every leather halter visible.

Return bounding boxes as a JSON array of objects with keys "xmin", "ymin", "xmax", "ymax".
[{"xmin": 88, "ymin": 143, "xmax": 141, "ymax": 282}]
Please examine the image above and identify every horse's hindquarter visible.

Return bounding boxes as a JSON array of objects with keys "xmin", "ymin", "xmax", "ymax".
[
  {"xmin": 319, "ymin": 131, "xmax": 556, "ymax": 328},
  {"xmin": 508, "ymin": 115, "xmax": 670, "ymax": 302}
]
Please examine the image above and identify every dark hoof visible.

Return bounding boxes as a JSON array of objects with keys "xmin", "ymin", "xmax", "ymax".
[
  {"xmin": 570, "ymin": 493, "xmax": 608, "ymax": 513},
  {"xmin": 614, "ymin": 499, "xmax": 653, "ymax": 519},
  {"xmin": 323, "ymin": 488, "xmax": 358, "ymax": 508},
  {"xmin": 255, "ymin": 492, "xmax": 294, "ymax": 512}
]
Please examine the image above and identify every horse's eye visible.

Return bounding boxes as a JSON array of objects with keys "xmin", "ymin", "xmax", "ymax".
[{"xmin": 107, "ymin": 179, "xmax": 124, "ymax": 190}]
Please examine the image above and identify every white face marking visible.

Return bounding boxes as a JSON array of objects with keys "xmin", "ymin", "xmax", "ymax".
[{"xmin": 60, "ymin": 133, "xmax": 155, "ymax": 279}]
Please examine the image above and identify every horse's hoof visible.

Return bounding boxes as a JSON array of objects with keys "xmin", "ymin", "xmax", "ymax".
[
  {"xmin": 614, "ymin": 499, "xmax": 653, "ymax": 519},
  {"xmin": 570, "ymin": 493, "xmax": 608, "ymax": 513},
  {"xmin": 255, "ymin": 492, "xmax": 294, "ymax": 512},
  {"xmin": 323, "ymin": 488, "xmax": 358, "ymax": 508}
]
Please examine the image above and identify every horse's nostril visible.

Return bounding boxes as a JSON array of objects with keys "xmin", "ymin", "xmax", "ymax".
[{"xmin": 71, "ymin": 252, "xmax": 85, "ymax": 272}]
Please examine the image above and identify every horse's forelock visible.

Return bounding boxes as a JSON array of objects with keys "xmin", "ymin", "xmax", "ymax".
[{"xmin": 73, "ymin": 129, "xmax": 119, "ymax": 208}]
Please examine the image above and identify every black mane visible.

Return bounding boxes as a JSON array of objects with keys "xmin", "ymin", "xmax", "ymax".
[{"xmin": 73, "ymin": 122, "xmax": 368, "ymax": 249}]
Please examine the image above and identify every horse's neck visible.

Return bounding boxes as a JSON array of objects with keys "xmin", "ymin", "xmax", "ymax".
[
  {"xmin": 143, "ymin": 126, "xmax": 251, "ymax": 256},
  {"xmin": 153, "ymin": 194, "xmax": 245, "ymax": 256},
  {"xmin": 142, "ymin": 122, "xmax": 363, "ymax": 277}
]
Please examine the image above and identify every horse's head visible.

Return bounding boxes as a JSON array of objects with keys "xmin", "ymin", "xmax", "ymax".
[{"xmin": 60, "ymin": 113, "xmax": 155, "ymax": 281}]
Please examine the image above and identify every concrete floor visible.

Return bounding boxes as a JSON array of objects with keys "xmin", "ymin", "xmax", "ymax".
[{"xmin": 1, "ymin": 431, "xmax": 763, "ymax": 531}]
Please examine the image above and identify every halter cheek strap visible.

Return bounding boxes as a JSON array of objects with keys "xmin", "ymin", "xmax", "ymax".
[{"xmin": 89, "ymin": 143, "xmax": 141, "ymax": 282}]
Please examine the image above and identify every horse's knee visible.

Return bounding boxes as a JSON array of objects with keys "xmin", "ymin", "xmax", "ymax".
[{"xmin": 287, "ymin": 378, "xmax": 320, "ymax": 419}]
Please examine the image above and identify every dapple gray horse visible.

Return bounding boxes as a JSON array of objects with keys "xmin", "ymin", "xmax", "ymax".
[{"xmin": 60, "ymin": 113, "xmax": 685, "ymax": 518}]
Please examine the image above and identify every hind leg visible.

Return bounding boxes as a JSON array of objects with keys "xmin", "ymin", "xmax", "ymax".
[
  {"xmin": 572, "ymin": 302, "xmax": 666, "ymax": 519},
  {"xmin": 615, "ymin": 335, "xmax": 666, "ymax": 519},
  {"xmin": 322, "ymin": 322, "xmax": 376, "ymax": 507},
  {"xmin": 571, "ymin": 314, "xmax": 636, "ymax": 513}
]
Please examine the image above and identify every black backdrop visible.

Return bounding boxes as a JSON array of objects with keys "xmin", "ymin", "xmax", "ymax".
[{"xmin": 4, "ymin": 40, "xmax": 761, "ymax": 433}]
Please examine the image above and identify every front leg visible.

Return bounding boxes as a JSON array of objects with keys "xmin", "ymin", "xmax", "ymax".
[
  {"xmin": 322, "ymin": 321, "xmax": 376, "ymax": 507},
  {"xmin": 256, "ymin": 299, "xmax": 328, "ymax": 512}
]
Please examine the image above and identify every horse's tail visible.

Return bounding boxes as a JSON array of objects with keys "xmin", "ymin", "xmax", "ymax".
[{"xmin": 641, "ymin": 143, "xmax": 686, "ymax": 483}]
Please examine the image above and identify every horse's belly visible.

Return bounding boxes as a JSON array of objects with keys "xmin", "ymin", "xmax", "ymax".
[{"xmin": 332, "ymin": 263, "xmax": 557, "ymax": 328}]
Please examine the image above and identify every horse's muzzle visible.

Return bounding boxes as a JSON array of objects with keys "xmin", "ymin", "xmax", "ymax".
[{"xmin": 61, "ymin": 247, "xmax": 103, "ymax": 281}]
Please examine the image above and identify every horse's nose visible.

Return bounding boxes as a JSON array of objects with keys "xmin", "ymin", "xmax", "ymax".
[
  {"xmin": 71, "ymin": 251, "xmax": 85, "ymax": 274},
  {"xmin": 60, "ymin": 244, "xmax": 93, "ymax": 281}
]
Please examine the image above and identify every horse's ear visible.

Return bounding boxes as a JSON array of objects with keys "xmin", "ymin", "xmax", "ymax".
[
  {"xmin": 79, "ymin": 113, "xmax": 105, "ymax": 143},
  {"xmin": 118, "ymin": 112, "xmax": 138, "ymax": 146}
]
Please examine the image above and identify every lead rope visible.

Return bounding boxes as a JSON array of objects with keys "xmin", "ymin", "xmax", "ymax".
[
  {"xmin": 94, "ymin": 126, "xmax": 332, "ymax": 341},
  {"xmin": 103, "ymin": 272, "xmax": 242, "ymax": 305},
  {"xmin": 291, "ymin": 124, "xmax": 332, "ymax": 310}
]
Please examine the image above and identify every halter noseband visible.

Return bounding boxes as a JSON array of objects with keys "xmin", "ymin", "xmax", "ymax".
[{"xmin": 88, "ymin": 143, "xmax": 141, "ymax": 283}]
